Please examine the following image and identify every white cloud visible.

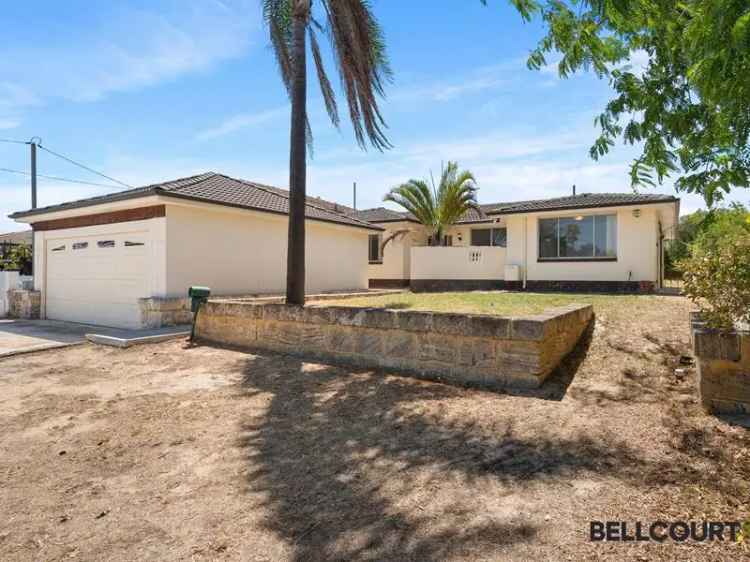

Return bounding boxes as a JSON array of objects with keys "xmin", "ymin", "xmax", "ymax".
[
  {"xmin": 195, "ymin": 105, "xmax": 289, "ymax": 141},
  {"xmin": 0, "ymin": 118, "xmax": 20, "ymax": 130},
  {"xmin": 0, "ymin": 0, "xmax": 259, "ymax": 124},
  {"xmin": 392, "ymin": 61, "xmax": 524, "ymax": 103}
]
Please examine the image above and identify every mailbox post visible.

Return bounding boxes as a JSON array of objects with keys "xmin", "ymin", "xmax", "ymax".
[{"xmin": 188, "ymin": 286, "xmax": 211, "ymax": 342}]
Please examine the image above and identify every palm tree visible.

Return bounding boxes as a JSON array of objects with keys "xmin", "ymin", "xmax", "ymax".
[
  {"xmin": 384, "ymin": 162, "xmax": 480, "ymax": 246},
  {"xmin": 262, "ymin": 0, "xmax": 391, "ymax": 304}
]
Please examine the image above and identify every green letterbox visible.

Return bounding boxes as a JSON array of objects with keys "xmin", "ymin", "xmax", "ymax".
[{"xmin": 188, "ymin": 286, "xmax": 211, "ymax": 313}]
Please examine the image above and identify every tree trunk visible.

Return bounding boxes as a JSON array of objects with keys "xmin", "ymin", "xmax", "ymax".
[{"xmin": 286, "ymin": 2, "xmax": 309, "ymax": 305}]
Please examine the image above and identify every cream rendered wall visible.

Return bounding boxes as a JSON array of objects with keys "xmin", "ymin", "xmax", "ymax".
[
  {"xmin": 367, "ymin": 221, "xmax": 427, "ymax": 280},
  {"xmin": 411, "ymin": 246, "xmax": 507, "ymax": 280},
  {"xmin": 165, "ymin": 203, "xmax": 370, "ymax": 297},
  {"xmin": 504, "ymin": 204, "xmax": 671, "ymax": 283}
]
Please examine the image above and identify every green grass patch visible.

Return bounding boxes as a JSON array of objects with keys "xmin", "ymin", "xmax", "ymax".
[{"xmin": 316, "ymin": 291, "xmax": 657, "ymax": 317}]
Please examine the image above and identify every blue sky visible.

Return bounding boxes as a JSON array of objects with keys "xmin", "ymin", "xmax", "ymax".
[{"xmin": 1, "ymin": 0, "xmax": 747, "ymax": 232}]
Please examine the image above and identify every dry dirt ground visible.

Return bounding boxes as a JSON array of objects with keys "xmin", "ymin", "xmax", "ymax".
[{"xmin": 1, "ymin": 295, "xmax": 749, "ymax": 561}]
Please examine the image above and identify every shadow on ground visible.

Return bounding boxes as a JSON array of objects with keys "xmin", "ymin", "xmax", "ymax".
[{"xmin": 235, "ymin": 329, "xmax": 641, "ymax": 562}]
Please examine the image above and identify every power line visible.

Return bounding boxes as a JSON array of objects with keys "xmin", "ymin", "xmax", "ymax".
[
  {"xmin": 36, "ymin": 144, "xmax": 133, "ymax": 189},
  {"xmin": 0, "ymin": 138, "xmax": 29, "ymax": 145},
  {"xmin": 0, "ymin": 167, "xmax": 126, "ymax": 189}
]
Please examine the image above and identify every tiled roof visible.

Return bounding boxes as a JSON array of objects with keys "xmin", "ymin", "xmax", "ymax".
[
  {"xmin": 486, "ymin": 192, "xmax": 678, "ymax": 215},
  {"xmin": 352, "ymin": 204, "xmax": 501, "ymax": 224},
  {"xmin": 10, "ymin": 172, "xmax": 381, "ymax": 231},
  {"xmin": 357, "ymin": 192, "xmax": 678, "ymax": 225},
  {"xmin": 0, "ymin": 230, "xmax": 32, "ymax": 244},
  {"xmin": 352, "ymin": 207, "xmax": 416, "ymax": 223}
]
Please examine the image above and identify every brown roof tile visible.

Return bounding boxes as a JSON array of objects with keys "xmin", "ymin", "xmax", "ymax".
[{"xmin": 10, "ymin": 172, "xmax": 381, "ymax": 231}]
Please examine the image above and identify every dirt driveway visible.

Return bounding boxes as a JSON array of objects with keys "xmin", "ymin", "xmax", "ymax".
[{"xmin": 1, "ymin": 296, "xmax": 748, "ymax": 561}]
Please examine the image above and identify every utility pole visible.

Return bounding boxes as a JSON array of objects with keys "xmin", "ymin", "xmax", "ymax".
[
  {"xmin": 353, "ymin": 181, "xmax": 357, "ymax": 210},
  {"xmin": 28, "ymin": 137, "xmax": 40, "ymax": 278},
  {"xmin": 30, "ymin": 139, "xmax": 37, "ymax": 209}
]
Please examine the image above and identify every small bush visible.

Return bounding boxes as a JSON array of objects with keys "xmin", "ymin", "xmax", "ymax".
[{"xmin": 680, "ymin": 233, "xmax": 750, "ymax": 330}]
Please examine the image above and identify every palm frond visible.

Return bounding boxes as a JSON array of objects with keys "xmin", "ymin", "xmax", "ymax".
[
  {"xmin": 386, "ymin": 162, "xmax": 480, "ymax": 238},
  {"xmin": 321, "ymin": 0, "xmax": 392, "ymax": 150},
  {"xmin": 264, "ymin": 0, "xmax": 294, "ymax": 96},
  {"xmin": 309, "ymin": 27, "xmax": 340, "ymax": 127}
]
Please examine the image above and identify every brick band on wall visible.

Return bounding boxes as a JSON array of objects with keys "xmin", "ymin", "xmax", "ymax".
[{"xmin": 32, "ymin": 205, "xmax": 166, "ymax": 231}]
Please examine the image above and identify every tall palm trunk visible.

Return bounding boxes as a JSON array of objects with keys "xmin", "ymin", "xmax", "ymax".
[{"xmin": 286, "ymin": 1, "xmax": 309, "ymax": 305}]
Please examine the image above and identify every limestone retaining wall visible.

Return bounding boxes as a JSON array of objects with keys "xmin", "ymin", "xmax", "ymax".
[
  {"xmin": 195, "ymin": 301, "xmax": 593, "ymax": 390},
  {"xmin": 7, "ymin": 289, "xmax": 41, "ymax": 319},
  {"xmin": 138, "ymin": 297, "xmax": 193, "ymax": 329},
  {"xmin": 692, "ymin": 316, "xmax": 750, "ymax": 414}
]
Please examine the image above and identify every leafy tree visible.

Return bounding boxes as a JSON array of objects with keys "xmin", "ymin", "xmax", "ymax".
[
  {"xmin": 692, "ymin": 202, "xmax": 750, "ymax": 250},
  {"xmin": 666, "ymin": 204, "xmax": 749, "ymax": 276},
  {"xmin": 263, "ymin": 0, "xmax": 391, "ymax": 304},
  {"xmin": 0, "ymin": 244, "xmax": 32, "ymax": 275},
  {"xmin": 681, "ymin": 231, "xmax": 750, "ymax": 329},
  {"xmin": 384, "ymin": 162, "xmax": 480, "ymax": 246},
  {"xmin": 486, "ymin": 0, "xmax": 750, "ymax": 206}
]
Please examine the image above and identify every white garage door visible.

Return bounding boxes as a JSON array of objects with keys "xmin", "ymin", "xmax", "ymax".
[{"xmin": 45, "ymin": 230, "xmax": 149, "ymax": 328}]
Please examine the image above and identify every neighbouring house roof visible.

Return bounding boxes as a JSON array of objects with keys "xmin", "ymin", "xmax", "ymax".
[
  {"xmin": 351, "ymin": 204, "xmax": 501, "ymax": 224},
  {"xmin": 9, "ymin": 172, "xmax": 382, "ymax": 231},
  {"xmin": 0, "ymin": 230, "xmax": 32, "ymax": 244},
  {"xmin": 357, "ymin": 192, "xmax": 679, "ymax": 226},
  {"xmin": 352, "ymin": 207, "xmax": 417, "ymax": 223}
]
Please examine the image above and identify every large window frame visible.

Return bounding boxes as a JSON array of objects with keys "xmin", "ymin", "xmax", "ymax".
[{"xmin": 538, "ymin": 213, "xmax": 617, "ymax": 262}]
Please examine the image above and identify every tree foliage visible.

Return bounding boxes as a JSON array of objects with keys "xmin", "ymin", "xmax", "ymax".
[
  {"xmin": 680, "ymin": 231, "xmax": 750, "ymax": 329},
  {"xmin": 384, "ymin": 162, "xmax": 480, "ymax": 245},
  {"xmin": 488, "ymin": 0, "xmax": 750, "ymax": 205},
  {"xmin": 665, "ymin": 203, "xmax": 750, "ymax": 275},
  {"xmin": 0, "ymin": 244, "xmax": 32, "ymax": 275}
]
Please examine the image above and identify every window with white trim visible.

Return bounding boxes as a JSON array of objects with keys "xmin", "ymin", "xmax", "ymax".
[{"xmin": 538, "ymin": 214, "xmax": 617, "ymax": 260}]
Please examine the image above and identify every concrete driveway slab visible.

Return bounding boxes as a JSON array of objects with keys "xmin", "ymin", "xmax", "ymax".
[{"xmin": 0, "ymin": 319, "xmax": 190, "ymax": 358}]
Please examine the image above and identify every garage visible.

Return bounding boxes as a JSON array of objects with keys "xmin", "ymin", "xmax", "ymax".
[
  {"xmin": 45, "ymin": 229, "xmax": 148, "ymax": 328},
  {"xmin": 9, "ymin": 172, "xmax": 381, "ymax": 329}
]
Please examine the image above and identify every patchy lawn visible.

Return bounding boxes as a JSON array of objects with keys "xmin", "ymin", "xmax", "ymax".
[
  {"xmin": 313, "ymin": 290, "xmax": 683, "ymax": 317},
  {"xmin": 1, "ymin": 295, "xmax": 749, "ymax": 561}
]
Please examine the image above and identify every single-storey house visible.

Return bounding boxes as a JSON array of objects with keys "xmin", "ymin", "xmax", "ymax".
[
  {"xmin": 357, "ymin": 192, "xmax": 680, "ymax": 293},
  {"xmin": 9, "ymin": 172, "xmax": 381, "ymax": 329},
  {"xmin": 9, "ymin": 172, "xmax": 680, "ymax": 329}
]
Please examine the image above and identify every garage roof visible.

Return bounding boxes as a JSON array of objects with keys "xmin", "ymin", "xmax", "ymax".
[{"xmin": 9, "ymin": 172, "xmax": 382, "ymax": 231}]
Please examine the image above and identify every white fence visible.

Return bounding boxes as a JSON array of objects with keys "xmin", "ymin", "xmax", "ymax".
[
  {"xmin": 410, "ymin": 246, "xmax": 506, "ymax": 280},
  {"xmin": 0, "ymin": 272, "xmax": 32, "ymax": 317}
]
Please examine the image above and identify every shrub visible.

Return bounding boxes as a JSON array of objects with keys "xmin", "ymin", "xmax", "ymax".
[{"xmin": 680, "ymin": 232, "xmax": 750, "ymax": 330}]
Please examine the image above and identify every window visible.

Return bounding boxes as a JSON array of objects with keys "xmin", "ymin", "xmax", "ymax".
[
  {"xmin": 443, "ymin": 235, "xmax": 453, "ymax": 247},
  {"xmin": 368, "ymin": 234, "xmax": 382, "ymax": 263},
  {"xmin": 97, "ymin": 240, "xmax": 115, "ymax": 248},
  {"xmin": 72, "ymin": 242, "xmax": 88, "ymax": 250},
  {"xmin": 471, "ymin": 227, "xmax": 506, "ymax": 247},
  {"xmin": 538, "ymin": 214, "xmax": 617, "ymax": 260}
]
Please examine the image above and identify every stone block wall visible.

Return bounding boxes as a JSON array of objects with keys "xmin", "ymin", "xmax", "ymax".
[
  {"xmin": 139, "ymin": 297, "xmax": 193, "ymax": 328},
  {"xmin": 693, "ymin": 322, "xmax": 750, "ymax": 414},
  {"xmin": 195, "ymin": 301, "xmax": 593, "ymax": 390},
  {"xmin": 7, "ymin": 289, "xmax": 41, "ymax": 319}
]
